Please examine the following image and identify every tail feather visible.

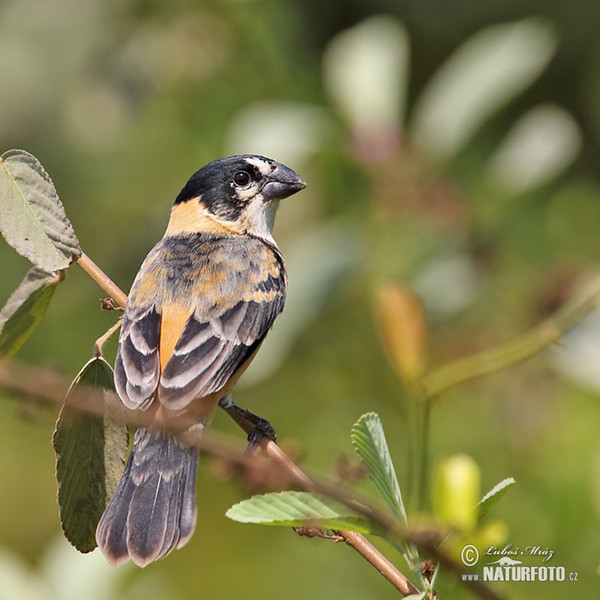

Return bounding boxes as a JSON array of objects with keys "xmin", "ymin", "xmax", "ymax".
[
  {"xmin": 96, "ymin": 427, "xmax": 200, "ymax": 567},
  {"xmin": 177, "ymin": 459, "xmax": 198, "ymax": 548}
]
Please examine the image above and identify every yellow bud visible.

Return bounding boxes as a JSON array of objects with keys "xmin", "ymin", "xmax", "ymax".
[
  {"xmin": 375, "ymin": 282, "xmax": 428, "ymax": 384},
  {"xmin": 472, "ymin": 520, "xmax": 510, "ymax": 550},
  {"xmin": 433, "ymin": 454, "xmax": 480, "ymax": 532}
]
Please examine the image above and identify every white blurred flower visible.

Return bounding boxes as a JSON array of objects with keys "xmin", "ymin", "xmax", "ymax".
[
  {"xmin": 487, "ymin": 105, "xmax": 582, "ymax": 195},
  {"xmin": 411, "ymin": 253, "xmax": 481, "ymax": 319},
  {"xmin": 225, "ymin": 102, "xmax": 329, "ymax": 168},
  {"xmin": 323, "ymin": 15, "xmax": 410, "ymax": 133},
  {"xmin": 411, "ymin": 18, "xmax": 557, "ymax": 161},
  {"xmin": 0, "ymin": 536, "xmax": 170, "ymax": 600}
]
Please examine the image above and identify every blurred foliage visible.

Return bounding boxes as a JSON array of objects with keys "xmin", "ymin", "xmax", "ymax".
[{"xmin": 1, "ymin": 0, "xmax": 600, "ymax": 598}]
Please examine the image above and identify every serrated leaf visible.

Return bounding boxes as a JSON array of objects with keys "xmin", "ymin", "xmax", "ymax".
[
  {"xmin": 226, "ymin": 491, "xmax": 376, "ymax": 534},
  {"xmin": 351, "ymin": 413, "xmax": 406, "ymax": 522},
  {"xmin": 478, "ymin": 477, "xmax": 516, "ymax": 520},
  {"xmin": 0, "ymin": 149, "xmax": 81, "ymax": 271},
  {"xmin": 0, "ymin": 267, "xmax": 59, "ymax": 359},
  {"xmin": 52, "ymin": 357, "xmax": 129, "ymax": 553}
]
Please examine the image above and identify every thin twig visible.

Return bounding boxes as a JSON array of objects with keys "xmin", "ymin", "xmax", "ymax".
[
  {"xmin": 75, "ymin": 252, "xmax": 128, "ymax": 308},
  {"xmin": 342, "ymin": 531, "xmax": 420, "ymax": 595}
]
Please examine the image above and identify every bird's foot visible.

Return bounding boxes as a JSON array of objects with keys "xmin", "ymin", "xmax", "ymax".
[{"xmin": 218, "ymin": 395, "xmax": 277, "ymax": 450}]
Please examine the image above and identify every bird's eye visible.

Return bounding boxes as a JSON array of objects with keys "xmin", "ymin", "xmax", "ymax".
[{"xmin": 233, "ymin": 171, "xmax": 251, "ymax": 186}]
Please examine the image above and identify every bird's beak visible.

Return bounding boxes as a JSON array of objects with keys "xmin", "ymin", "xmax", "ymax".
[{"xmin": 262, "ymin": 162, "xmax": 306, "ymax": 201}]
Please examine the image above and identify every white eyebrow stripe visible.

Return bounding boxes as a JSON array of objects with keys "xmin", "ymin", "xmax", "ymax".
[{"xmin": 245, "ymin": 157, "xmax": 272, "ymax": 175}]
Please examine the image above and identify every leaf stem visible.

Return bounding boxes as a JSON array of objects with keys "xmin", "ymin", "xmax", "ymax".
[
  {"xmin": 422, "ymin": 276, "xmax": 600, "ymax": 399},
  {"xmin": 93, "ymin": 318, "xmax": 123, "ymax": 358},
  {"xmin": 418, "ymin": 400, "xmax": 431, "ymax": 509}
]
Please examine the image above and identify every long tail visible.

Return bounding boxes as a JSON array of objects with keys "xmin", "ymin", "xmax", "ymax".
[{"xmin": 96, "ymin": 427, "xmax": 200, "ymax": 567}]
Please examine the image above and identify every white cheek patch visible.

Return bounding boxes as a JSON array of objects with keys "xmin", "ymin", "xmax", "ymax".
[
  {"xmin": 240, "ymin": 195, "xmax": 279, "ymax": 243},
  {"xmin": 234, "ymin": 183, "xmax": 260, "ymax": 201},
  {"xmin": 245, "ymin": 157, "xmax": 273, "ymax": 176}
]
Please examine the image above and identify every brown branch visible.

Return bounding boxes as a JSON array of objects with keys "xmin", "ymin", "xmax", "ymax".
[
  {"xmin": 260, "ymin": 438, "xmax": 419, "ymax": 596},
  {"xmin": 1, "ymin": 359, "xmax": 507, "ymax": 600},
  {"xmin": 412, "ymin": 534, "xmax": 504, "ymax": 600},
  {"xmin": 75, "ymin": 252, "xmax": 128, "ymax": 308},
  {"xmin": 341, "ymin": 531, "xmax": 420, "ymax": 594}
]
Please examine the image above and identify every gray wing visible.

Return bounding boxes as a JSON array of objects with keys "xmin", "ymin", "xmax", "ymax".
[
  {"xmin": 157, "ymin": 295, "xmax": 284, "ymax": 410},
  {"xmin": 114, "ymin": 307, "xmax": 161, "ymax": 409}
]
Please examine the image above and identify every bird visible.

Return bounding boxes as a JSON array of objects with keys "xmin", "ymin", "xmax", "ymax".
[{"xmin": 96, "ymin": 154, "xmax": 305, "ymax": 567}]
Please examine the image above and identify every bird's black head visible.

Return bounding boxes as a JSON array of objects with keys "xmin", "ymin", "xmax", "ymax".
[{"xmin": 173, "ymin": 155, "xmax": 305, "ymax": 223}]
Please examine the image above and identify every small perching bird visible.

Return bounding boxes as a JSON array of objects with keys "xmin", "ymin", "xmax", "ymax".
[{"xmin": 96, "ymin": 155, "xmax": 305, "ymax": 567}]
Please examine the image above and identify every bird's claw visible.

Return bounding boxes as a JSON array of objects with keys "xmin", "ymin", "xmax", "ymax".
[
  {"xmin": 246, "ymin": 417, "xmax": 277, "ymax": 449},
  {"xmin": 219, "ymin": 396, "xmax": 277, "ymax": 449}
]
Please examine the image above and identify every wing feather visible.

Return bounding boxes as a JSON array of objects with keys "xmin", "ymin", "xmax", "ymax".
[
  {"xmin": 162, "ymin": 337, "xmax": 228, "ymax": 390},
  {"xmin": 175, "ymin": 321, "xmax": 214, "ymax": 354},
  {"xmin": 115, "ymin": 308, "xmax": 161, "ymax": 409},
  {"xmin": 220, "ymin": 302, "xmax": 249, "ymax": 339},
  {"xmin": 158, "ymin": 295, "xmax": 284, "ymax": 410}
]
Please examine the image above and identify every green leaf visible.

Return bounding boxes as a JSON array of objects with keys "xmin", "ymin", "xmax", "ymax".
[
  {"xmin": 0, "ymin": 267, "xmax": 59, "ymax": 359},
  {"xmin": 478, "ymin": 477, "xmax": 516, "ymax": 520},
  {"xmin": 351, "ymin": 412, "xmax": 407, "ymax": 522},
  {"xmin": 52, "ymin": 357, "xmax": 129, "ymax": 553},
  {"xmin": 0, "ymin": 149, "xmax": 81, "ymax": 272},
  {"xmin": 226, "ymin": 491, "xmax": 376, "ymax": 534}
]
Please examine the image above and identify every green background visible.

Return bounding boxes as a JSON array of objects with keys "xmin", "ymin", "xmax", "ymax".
[{"xmin": 1, "ymin": 1, "xmax": 600, "ymax": 598}]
